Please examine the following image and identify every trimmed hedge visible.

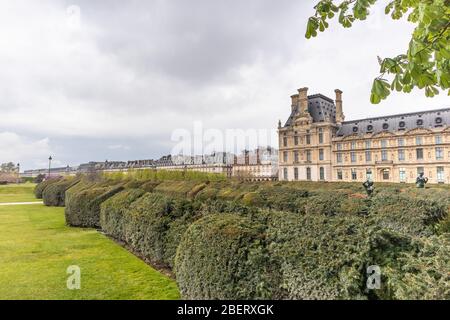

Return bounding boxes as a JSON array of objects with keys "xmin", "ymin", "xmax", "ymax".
[
  {"xmin": 65, "ymin": 184, "xmax": 124, "ymax": 228},
  {"xmin": 34, "ymin": 178, "xmax": 61, "ymax": 199},
  {"xmin": 42, "ymin": 177, "xmax": 80, "ymax": 207},
  {"xmin": 175, "ymin": 214, "xmax": 270, "ymax": 299},
  {"xmin": 383, "ymin": 235, "xmax": 450, "ymax": 300},
  {"xmin": 265, "ymin": 211, "xmax": 370, "ymax": 299},
  {"xmin": 368, "ymin": 193, "xmax": 447, "ymax": 236},
  {"xmin": 121, "ymin": 193, "xmax": 175, "ymax": 265},
  {"xmin": 100, "ymin": 188, "xmax": 146, "ymax": 239},
  {"xmin": 153, "ymin": 180, "xmax": 206, "ymax": 198}
]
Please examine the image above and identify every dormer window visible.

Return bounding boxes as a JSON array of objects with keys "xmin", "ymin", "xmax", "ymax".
[
  {"xmin": 399, "ymin": 121, "xmax": 406, "ymax": 128},
  {"xmin": 436, "ymin": 117, "xmax": 443, "ymax": 124},
  {"xmin": 353, "ymin": 126, "xmax": 359, "ymax": 133},
  {"xmin": 367, "ymin": 125, "xmax": 373, "ymax": 132},
  {"xmin": 382, "ymin": 123, "xmax": 389, "ymax": 130},
  {"xmin": 417, "ymin": 119, "xmax": 424, "ymax": 126}
]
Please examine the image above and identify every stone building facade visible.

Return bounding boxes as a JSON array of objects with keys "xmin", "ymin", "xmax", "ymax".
[{"xmin": 278, "ymin": 87, "xmax": 450, "ymax": 184}]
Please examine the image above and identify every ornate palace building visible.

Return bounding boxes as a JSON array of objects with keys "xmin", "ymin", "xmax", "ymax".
[{"xmin": 278, "ymin": 87, "xmax": 450, "ymax": 184}]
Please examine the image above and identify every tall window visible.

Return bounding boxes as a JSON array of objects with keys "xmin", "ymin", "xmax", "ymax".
[
  {"xmin": 294, "ymin": 151, "xmax": 299, "ymax": 163},
  {"xmin": 337, "ymin": 143, "xmax": 342, "ymax": 151},
  {"xmin": 306, "ymin": 135, "xmax": 311, "ymax": 145},
  {"xmin": 319, "ymin": 149, "xmax": 324, "ymax": 161},
  {"xmin": 436, "ymin": 136, "xmax": 442, "ymax": 145},
  {"xmin": 437, "ymin": 167, "xmax": 445, "ymax": 183},
  {"xmin": 416, "ymin": 148, "xmax": 424, "ymax": 160},
  {"xmin": 365, "ymin": 140, "xmax": 371, "ymax": 149},
  {"xmin": 283, "ymin": 168, "xmax": 288, "ymax": 180},
  {"xmin": 381, "ymin": 140, "xmax": 388, "ymax": 148},
  {"xmin": 382, "ymin": 169, "xmax": 390, "ymax": 180},
  {"xmin": 365, "ymin": 151, "xmax": 372, "ymax": 162},
  {"xmin": 283, "ymin": 137, "xmax": 287, "ymax": 147},
  {"xmin": 306, "ymin": 150, "xmax": 312, "ymax": 162},
  {"xmin": 351, "ymin": 169, "xmax": 357, "ymax": 180},
  {"xmin": 399, "ymin": 168, "xmax": 406, "ymax": 182},
  {"xmin": 283, "ymin": 151, "xmax": 288, "ymax": 162},
  {"xmin": 351, "ymin": 152, "xmax": 357, "ymax": 163},
  {"xmin": 294, "ymin": 136, "xmax": 299, "ymax": 145},
  {"xmin": 398, "ymin": 149, "xmax": 405, "ymax": 161},
  {"xmin": 306, "ymin": 167, "xmax": 311, "ymax": 180},
  {"xmin": 381, "ymin": 150, "xmax": 388, "ymax": 161},
  {"xmin": 337, "ymin": 153, "xmax": 343, "ymax": 163},
  {"xmin": 318, "ymin": 128, "xmax": 324, "ymax": 144},
  {"xmin": 416, "ymin": 136, "xmax": 423, "ymax": 145},
  {"xmin": 337, "ymin": 170, "xmax": 343, "ymax": 180},
  {"xmin": 366, "ymin": 169, "xmax": 373, "ymax": 181},
  {"xmin": 398, "ymin": 138, "xmax": 405, "ymax": 147},
  {"xmin": 319, "ymin": 167, "xmax": 325, "ymax": 180},
  {"xmin": 436, "ymin": 147, "xmax": 444, "ymax": 160},
  {"xmin": 351, "ymin": 141, "xmax": 356, "ymax": 150},
  {"xmin": 294, "ymin": 167, "xmax": 299, "ymax": 180}
]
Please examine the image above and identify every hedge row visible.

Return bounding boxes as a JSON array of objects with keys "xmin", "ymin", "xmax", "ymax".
[{"xmin": 36, "ymin": 176, "xmax": 450, "ymax": 299}]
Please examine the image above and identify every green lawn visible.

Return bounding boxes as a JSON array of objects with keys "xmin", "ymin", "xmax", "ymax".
[
  {"xmin": 0, "ymin": 189, "xmax": 180, "ymax": 299},
  {"xmin": 0, "ymin": 183, "xmax": 37, "ymax": 203}
]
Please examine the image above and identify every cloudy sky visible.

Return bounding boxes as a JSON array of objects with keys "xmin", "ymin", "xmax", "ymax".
[{"xmin": 1, "ymin": 1, "xmax": 449, "ymax": 170}]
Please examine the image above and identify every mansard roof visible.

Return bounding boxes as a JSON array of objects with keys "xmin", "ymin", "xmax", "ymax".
[
  {"xmin": 336, "ymin": 107, "xmax": 450, "ymax": 137},
  {"xmin": 283, "ymin": 94, "xmax": 336, "ymax": 127}
]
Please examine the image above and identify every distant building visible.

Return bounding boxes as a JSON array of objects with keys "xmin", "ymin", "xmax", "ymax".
[
  {"xmin": 155, "ymin": 154, "xmax": 233, "ymax": 178},
  {"xmin": 232, "ymin": 147, "xmax": 278, "ymax": 181},
  {"xmin": 22, "ymin": 165, "xmax": 78, "ymax": 178},
  {"xmin": 279, "ymin": 87, "xmax": 450, "ymax": 184}
]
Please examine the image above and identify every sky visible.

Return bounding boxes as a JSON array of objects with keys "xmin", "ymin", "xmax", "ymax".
[{"xmin": 1, "ymin": 0, "xmax": 449, "ymax": 170}]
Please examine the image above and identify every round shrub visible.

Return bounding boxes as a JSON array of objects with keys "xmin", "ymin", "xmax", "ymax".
[{"xmin": 175, "ymin": 214, "xmax": 271, "ymax": 300}]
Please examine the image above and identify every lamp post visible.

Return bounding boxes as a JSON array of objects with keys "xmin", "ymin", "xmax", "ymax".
[
  {"xmin": 48, "ymin": 156, "xmax": 52, "ymax": 178},
  {"xmin": 17, "ymin": 163, "xmax": 20, "ymax": 183}
]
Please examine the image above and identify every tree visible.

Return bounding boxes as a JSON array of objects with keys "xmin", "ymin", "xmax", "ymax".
[
  {"xmin": 1, "ymin": 162, "xmax": 16, "ymax": 172},
  {"xmin": 306, "ymin": 0, "xmax": 450, "ymax": 104}
]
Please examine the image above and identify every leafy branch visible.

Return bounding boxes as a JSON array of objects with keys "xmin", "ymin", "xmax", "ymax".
[{"xmin": 306, "ymin": 0, "xmax": 450, "ymax": 104}]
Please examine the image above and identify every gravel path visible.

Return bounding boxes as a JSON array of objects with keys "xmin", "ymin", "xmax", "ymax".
[{"xmin": 0, "ymin": 201, "xmax": 43, "ymax": 206}]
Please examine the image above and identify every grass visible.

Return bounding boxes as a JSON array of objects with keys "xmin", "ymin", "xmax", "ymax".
[
  {"xmin": 0, "ymin": 185, "xmax": 180, "ymax": 300},
  {"xmin": 0, "ymin": 183, "xmax": 37, "ymax": 203}
]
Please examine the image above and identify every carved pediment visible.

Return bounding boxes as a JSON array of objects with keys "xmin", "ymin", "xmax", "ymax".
[
  {"xmin": 371, "ymin": 131, "xmax": 397, "ymax": 138},
  {"xmin": 341, "ymin": 133, "xmax": 359, "ymax": 141},
  {"xmin": 404, "ymin": 127, "xmax": 434, "ymax": 135}
]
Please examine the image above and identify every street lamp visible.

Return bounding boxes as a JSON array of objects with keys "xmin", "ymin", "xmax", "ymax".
[{"xmin": 48, "ymin": 156, "xmax": 53, "ymax": 178}]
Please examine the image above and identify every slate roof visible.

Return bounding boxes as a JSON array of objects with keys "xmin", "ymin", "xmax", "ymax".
[
  {"xmin": 336, "ymin": 107, "xmax": 450, "ymax": 137},
  {"xmin": 284, "ymin": 94, "xmax": 336, "ymax": 127}
]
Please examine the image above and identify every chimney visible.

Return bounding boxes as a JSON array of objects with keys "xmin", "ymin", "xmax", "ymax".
[
  {"xmin": 290, "ymin": 94, "xmax": 299, "ymax": 112},
  {"xmin": 298, "ymin": 87, "xmax": 309, "ymax": 115},
  {"xmin": 335, "ymin": 89, "xmax": 344, "ymax": 123}
]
